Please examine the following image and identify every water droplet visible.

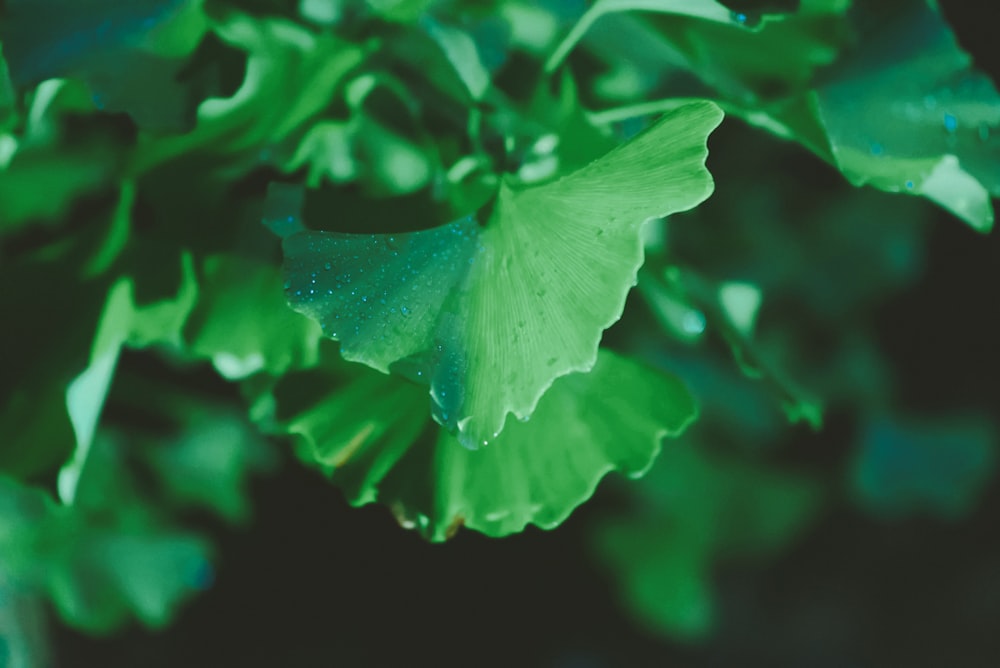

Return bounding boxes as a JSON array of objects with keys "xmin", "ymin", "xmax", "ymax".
[
  {"xmin": 905, "ymin": 180, "xmax": 915, "ymax": 190},
  {"xmin": 324, "ymin": 262, "xmax": 332, "ymax": 271},
  {"xmin": 730, "ymin": 10, "xmax": 760, "ymax": 27},
  {"xmin": 943, "ymin": 113, "xmax": 958, "ymax": 133},
  {"xmin": 869, "ymin": 141, "xmax": 884, "ymax": 156},
  {"xmin": 401, "ymin": 306, "xmax": 410, "ymax": 315}
]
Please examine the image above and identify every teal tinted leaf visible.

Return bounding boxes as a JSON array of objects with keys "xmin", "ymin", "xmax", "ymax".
[
  {"xmin": 185, "ymin": 254, "xmax": 323, "ymax": 379},
  {"xmin": 0, "ymin": 0, "xmax": 187, "ymax": 84},
  {"xmin": 263, "ymin": 349, "xmax": 697, "ymax": 541},
  {"xmin": 851, "ymin": 414, "xmax": 996, "ymax": 520},
  {"xmin": 282, "ymin": 101, "xmax": 722, "ymax": 446},
  {"xmin": 807, "ymin": 2, "xmax": 1000, "ymax": 231},
  {"xmin": 595, "ymin": 443, "xmax": 822, "ymax": 638},
  {"xmin": 0, "ymin": 0, "xmax": 209, "ymax": 131}
]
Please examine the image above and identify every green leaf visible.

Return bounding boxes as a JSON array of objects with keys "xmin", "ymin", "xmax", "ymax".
[
  {"xmin": 133, "ymin": 14, "xmax": 367, "ymax": 173},
  {"xmin": 0, "ymin": 46, "xmax": 15, "ymax": 128},
  {"xmin": 546, "ymin": 0, "xmax": 743, "ymax": 74},
  {"xmin": 595, "ymin": 442, "xmax": 822, "ymax": 638},
  {"xmin": 281, "ymin": 101, "xmax": 722, "ymax": 446},
  {"xmin": 851, "ymin": 414, "xmax": 996, "ymax": 520},
  {"xmin": 806, "ymin": 1, "xmax": 1000, "ymax": 231},
  {"xmin": 0, "ymin": 0, "xmax": 209, "ymax": 131},
  {"xmin": 641, "ymin": 266, "xmax": 823, "ymax": 429},
  {"xmin": 421, "ymin": 16, "xmax": 490, "ymax": 100},
  {"xmin": 615, "ymin": 1, "xmax": 1000, "ymax": 230},
  {"xmin": 61, "ymin": 253, "xmax": 199, "ymax": 504},
  {"xmin": 260, "ymin": 348, "xmax": 697, "ymax": 541},
  {"xmin": 0, "ymin": 471, "xmax": 212, "ymax": 633},
  {"xmin": 366, "ymin": 0, "xmax": 436, "ymax": 23},
  {"xmin": 145, "ymin": 412, "xmax": 276, "ymax": 524},
  {"xmin": 184, "ymin": 254, "xmax": 323, "ymax": 379},
  {"xmin": 0, "ymin": 80, "xmax": 122, "ymax": 230}
]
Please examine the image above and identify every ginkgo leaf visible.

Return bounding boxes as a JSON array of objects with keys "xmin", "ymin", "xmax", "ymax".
[
  {"xmin": 132, "ymin": 13, "xmax": 367, "ymax": 173},
  {"xmin": 807, "ymin": 1, "xmax": 1000, "ymax": 231},
  {"xmin": 184, "ymin": 254, "xmax": 323, "ymax": 380},
  {"xmin": 545, "ymin": 0, "xmax": 749, "ymax": 74},
  {"xmin": 260, "ymin": 348, "xmax": 698, "ymax": 541},
  {"xmin": 280, "ymin": 100, "xmax": 723, "ymax": 446}
]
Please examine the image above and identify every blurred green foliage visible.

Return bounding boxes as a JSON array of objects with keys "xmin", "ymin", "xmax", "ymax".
[{"xmin": 0, "ymin": 0, "xmax": 998, "ymax": 661}]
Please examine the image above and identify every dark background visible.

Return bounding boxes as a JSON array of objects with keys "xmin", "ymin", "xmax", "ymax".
[{"xmin": 55, "ymin": 2, "xmax": 1000, "ymax": 666}]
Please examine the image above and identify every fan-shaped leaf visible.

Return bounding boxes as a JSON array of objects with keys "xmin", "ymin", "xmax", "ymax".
[
  {"xmin": 281, "ymin": 101, "xmax": 722, "ymax": 446},
  {"xmin": 259, "ymin": 349, "xmax": 697, "ymax": 541}
]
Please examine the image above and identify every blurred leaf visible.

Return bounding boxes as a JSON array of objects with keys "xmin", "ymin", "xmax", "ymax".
[
  {"xmin": 0, "ymin": 46, "xmax": 15, "ymax": 128},
  {"xmin": 366, "ymin": 0, "xmax": 436, "ymax": 23},
  {"xmin": 280, "ymin": 101, "xmax": 722, "ymax": 447},
  {"xmin": 0, "ymin": 181, "xmax": 136, "ymax": 477},
  {"xmin": 259, "ymin": 348, "xmax": 697, "ymax": 541},
  {"xmin": 184, "ymin": 254, "xmax": 323, "ymax": 379},
  {"xmin": 0, "ymin": 0, "xmax": 209, "ymax": 131},
  {"xmin": 595, "ymin": 443, "xmax": 822, "ymax": 638},
  {"xmin": 642, "ymin": 266, "xmax": 823, "ymax": 429},
  {"xmin": 0, "ymin": 80, "xmax": 123, "ymax": 230},
  {"xmin": 147, "ymin": 418, "xmax": 275, "ymax": 524},
  {"xmin": 61, "ymin": 253, "xmax": 198, "ymax": 504},
  {"xmin": 421, "ymin": 16, "xmax": 490, "ymax": 100},
  {"xmin": 0, "ymin": 469, "xmax": 212, "ymax": 634},
  {"xmin": 546, "ymin": 0, "xmax": 747, "ymax": 74},
  {"xmin": 805, "ymin": 1, "xmax": 1000, "ymax": 231},
  {"xmin": 851, "ymin": 414, "xmax": 996, "ymax": 520},
  {"xmin": 579, "ymin": 0, "xmax": 848, "ymax": 111},
  {"xmin": 134, "ymin": 13, "xmax": 367, "ymax": 173}
]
